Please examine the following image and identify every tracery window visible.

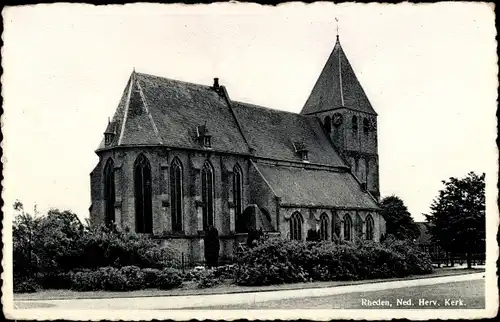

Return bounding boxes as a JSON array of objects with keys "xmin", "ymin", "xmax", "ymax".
[
  {"xmin": 201, "ymin": 161, "xmax": 215, "ymax": 230},
  {"xmin": 134, "ymin": 154, "xmax": 153, "ymax": 233},
  {"xmin": 319, "ymin": 213, "xmax": 329, "ymax": 241},
  {"xmin": 170, "ymin": 158, "xmax": 183, "ymax": 232},
  {"xmin": 365, "ymin": 214, "xmax": 374, "ymax": 241},
  {"xmin": 352, "ymin": 115, "xmax": 358, "ymax": 132},
  {"xmin": 343, "ymin": 214, "xmax": 353, "ymax": 241},
  {"xmin": 363, "ymin": 118, "xmax": 370, "ymax": 134},
  {"xmin": 233, "ymin": 164, "xmax": 244, "ymax": 232},
  {"xmin": 103, "ymin": 158, "xmax": 115, "ymax": 226},
  {"xmin": 290, "ymin": 212, "xmax": 303, "ymax": 240}
]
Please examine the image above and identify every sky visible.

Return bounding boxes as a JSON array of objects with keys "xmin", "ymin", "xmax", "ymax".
[{"xmin": 2, "ymin": 2, "xmax": 497, "ymax": 223}]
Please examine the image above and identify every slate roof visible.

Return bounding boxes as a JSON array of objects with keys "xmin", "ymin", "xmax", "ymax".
[
  {"xmin": 254, "ymin": 163, "xmax": 378, "ymax": 209},
  {"xmin": 232, "ymin": 101, "xmax": 347, "ymax": 167},
  {"xmin": 301, "ymin": 36, "xmax": 377, "ymax": 116},
  {"xmin": 98, "ymin": 72, "xmax": 250, "ymax": 154}
]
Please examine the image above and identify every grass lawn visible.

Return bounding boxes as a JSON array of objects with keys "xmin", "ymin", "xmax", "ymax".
[{"xmin": 13, "ymin": 267, "xmax": 484, "ymax": 301}]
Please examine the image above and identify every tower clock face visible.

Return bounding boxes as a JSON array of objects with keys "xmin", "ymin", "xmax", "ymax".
[{"xmin": 332, "ymin": 113, "xmax": 343, "ymax": 126}]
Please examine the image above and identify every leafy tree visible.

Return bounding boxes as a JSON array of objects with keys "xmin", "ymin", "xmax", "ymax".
[
  {"xmin": 380, "ymin": 195, "xmax": 420, "ymax": 240},
  {"xmin": 425, "ymin": 172, "xmax": 485, "ymax": 269},
  {"xmin": 34, "ymin": 209, "xmax": 87, "ymax": 272},
  {"xmin": 12, "ymin": 201, "xmax": 41, "ymax": 279}
]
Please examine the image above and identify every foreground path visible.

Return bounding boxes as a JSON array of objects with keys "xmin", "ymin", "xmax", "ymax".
[{"xmin": 14, "ymin": 272, "xmax": 484, "ymax": 311}]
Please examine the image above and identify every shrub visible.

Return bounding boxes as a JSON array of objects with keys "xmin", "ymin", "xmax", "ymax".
[
  {"xmin": 197, "ymin": 269, "xmax": 223, "ymax": 289},
  {"xmin": 83, "ymin": 226, "xmax": 177, "ymax": 269},
  {"xmin": 156, "ymin": 268, "xmax": 183, "ymax": 290},
  {"xmin": 212, "ymin": 264, "xmax": 237, "ymax": 280},
  {"xmin": 183, "ymin": 266, "xmax": 207, "ymax": 282},
  {"xmin": 39, "ymin": 271, "xmax": 73, "ymax": 289},
  {"xmin": 14, "ymin": 277, "xmax": 40, "ymax": 293},
  {"xmin": 119, "ymin": 266, "xmax": 145, "ymax": 291},
  {"xmin": 142, "ymin": 268, "xmax": 162, "ymax": 288},
  {"xmin": 70, "ymin": 269, "xmax": 104, "ymax": 291},
  {"xmin": 235, "ymin": 237, "xmax": 433, "ymax": 286}
]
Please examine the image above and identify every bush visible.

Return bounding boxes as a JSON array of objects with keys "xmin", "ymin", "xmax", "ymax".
[
  {"xmin": 119, "ymin": 266, "xmax": 146, "ymax": 291},
  {"xmin": 156, "ymin": 268, "xmax": 183, "ymax": 290},
  {"xmin": 235, "ymin": 238, "xmax": 433, "ymax": 286},
  {"xmin": 70, "ymin": 269, "xmax": 104, "ymax": 291},
  {"xmin": 142, "ymin": 268, "xmax": 162, "ymax": 288},
  {"xmin": 14, "ymin": 277, "xmax": 40, "ymax": 293},
  {"xmin": 183, "ymin": 266, "xmax": 207, "ymax": 282},
  {"xmin": 83, "ymin": 226, "xmax": 178, "ymax": 269},
  {"xmin": 212, "ymin": 264, "xmax": 237, "ymax": 280},
  {"xmin": 197, "ymin": 269, "xmax": 223, "ymax": 289},
  {"xmin": 39, "ymin": 271, "xmax": 73, "ymax": 289}
]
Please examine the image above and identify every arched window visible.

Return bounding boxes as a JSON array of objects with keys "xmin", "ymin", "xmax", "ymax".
[
  {"xmin": 201, "ymin": 161, "xmax": 214, "ymax": 231},
  {"xmin": 365, "ymin": 214, "xmax": 374, "ymax": 241},
  {"xmin": 170, "ymin": 158, "xmax": 183, "ymax": 232},
  {"xmin": 343, "ymin": 214, "xmax": 353, "ymax": 241},
  {"xmin": 103, "ymin": 158, "xmax": 115, "ymax": 226},
  {"xmin": 233, "ymin": 164, "xmax": 244, "ymax": 233},
  {"xmin": 290, "ymin": 212, "xmax": 303, "ymax": 240},
  {"xmin": 134, "ymin": 154, "xmax": 153, "ymax": 233},
  {"xmin": 363, "ymin": 118, "xmax": 370, "ymax": 134},
  {"xmin": 352, "ymin": 115, "xmax": 358, "ymax": 132},
  {"xmin": 323, "ymin": 116, "xmax": 332, "ymax": 134},
  {"xmin": 319, "ymin": 213, "xmax": 329, "ymax": 241}
]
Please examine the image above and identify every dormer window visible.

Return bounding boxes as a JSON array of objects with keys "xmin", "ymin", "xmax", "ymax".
[
  {"xmin": 104, "ymin": 119, "xmax": 116, "ymax": 146},
  {"xmin": 203, "ymin": 136, "xmax": 211, "ymax": 148},
  {"xmin": 197, "ymin": 124, "xmax": 212, "ymax": 148},
  {"xmin": 292, "ymin": 141, "xmax": 309, "ymax": 162}
]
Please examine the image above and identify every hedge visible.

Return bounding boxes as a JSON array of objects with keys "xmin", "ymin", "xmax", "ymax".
[{"xmin": 235, "ymin": 237, "xmax": 433, "ymax": 286}]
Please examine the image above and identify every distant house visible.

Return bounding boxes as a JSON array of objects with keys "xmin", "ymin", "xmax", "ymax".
[{"xmin": 89, "ymin": 34, "xmax": 386, "ymax": 265}]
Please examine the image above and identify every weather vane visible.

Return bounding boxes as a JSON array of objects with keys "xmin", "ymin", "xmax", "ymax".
[{"xmin": 335, "ymin": 17, "xmax": 339, "ymax": 36}]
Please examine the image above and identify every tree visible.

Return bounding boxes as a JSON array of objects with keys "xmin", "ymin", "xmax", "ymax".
[
  {"xmin": 425, "ymin": 172, "xmax": 485, "ymax": 269},
  {"xmin": 34, "ymin": 209, "xmax": 86, "ymax": 272},
  {"xmin": 12, "ymin": 201, "xmax": 41, "ymax": 280},
  {"xmin": 380, "ymin": 195, "xmax": 420, "ymax": 241}
]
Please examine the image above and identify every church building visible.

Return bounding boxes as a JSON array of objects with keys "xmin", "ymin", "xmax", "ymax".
[{"xmin": 90, "ymin": 35, "xmax": 386, "ymax": 264}]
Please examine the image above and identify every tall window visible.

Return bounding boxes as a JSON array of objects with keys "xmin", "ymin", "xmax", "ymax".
[
  {"xmin": 170, "ymin": 158, "xmax": 183, "ymax": 232},
  {"xmin": 233, "ymin": 164, "xmax": 244, "ymax": 232},
  {"xmin": 290, "ymin": 212, "xmax": 303, "ymax": 240},
  {"xmin": 352, "ymin": 115, "xmax": 358, "ymax": 132},
  {"xmin": 363, "ymin": 118, "xmax": 370, "ymax": 134},
  {"xmin": 103, "ymin": 158, "xmax": 115, "ymax": 226},
  {"xmin": 343, "ymin": 214, "xmax": 353, "ymax": 241},
  {"xmin": 134, "ymin": 154, "xmax": 153, "ymax": 233},
  {"xmin": 323, "ymin": 116, "xmax": 332, "ymax": 133},
  {"xmin": 201, "ymin": 161, "xmax": 214, "ymax": 231},
  {"xmin": 319, "ymin": 213, "xmax": 329, "ymax": 240},
  {"xmin": 365, "ymin": 214, "xmax": 374, "ymax": 241}
]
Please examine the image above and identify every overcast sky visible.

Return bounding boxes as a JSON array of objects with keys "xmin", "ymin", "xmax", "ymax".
[{"xmin": 2, "ymin": 2, "xmax": 497, "ymax": 223}]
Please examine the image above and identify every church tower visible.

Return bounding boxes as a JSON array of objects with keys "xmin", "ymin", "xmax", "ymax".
[{"xmin": 301, "ymin": 34, "xmax": 380, "ymax": 200}]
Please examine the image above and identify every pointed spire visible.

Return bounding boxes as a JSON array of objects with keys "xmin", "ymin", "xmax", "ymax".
[{"xmin": 301, "ymin": 29, "xmax": 377, "ymax": 116}]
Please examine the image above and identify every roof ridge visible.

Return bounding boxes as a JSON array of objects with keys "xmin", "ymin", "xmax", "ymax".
[
  {"xmin": 135, "ymin": 76, "xmax": 164, "ymax": 145},
  {"xmin": 135, "ymin": 71, "xmax": 213, "ymax": 90},
  {"xmin": 234, "ymin": 100, "xmax": 316, "ymax": 120},
  {"xmin": 117, "ymin": 72, "xmax": 135, "ymax": 145}
]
